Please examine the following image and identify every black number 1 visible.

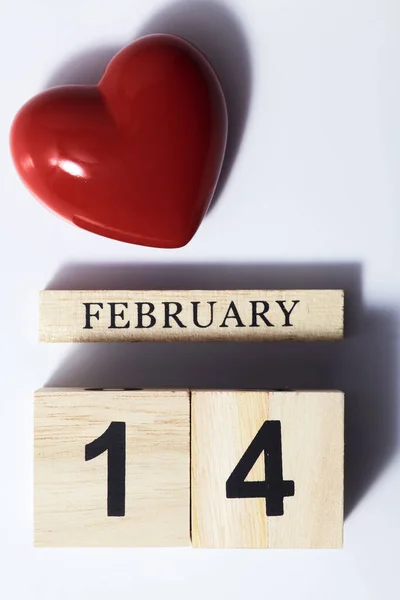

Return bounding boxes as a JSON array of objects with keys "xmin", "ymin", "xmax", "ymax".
[
  {"xmin": 85, "ymin": 422, "xmax": 126, "ymax": 517},
  {"xmin": 226, "ymin": 421, "xmax": 295, "ymax": 516}
]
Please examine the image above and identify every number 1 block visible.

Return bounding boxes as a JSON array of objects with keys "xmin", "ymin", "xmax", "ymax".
[
  {"xmin": 34, "ymin": 388, "xmax": 190, "ymax": 547},
  {"xmin": 191, "ymin": 391, "xmax": 344, "ymax": 549}
]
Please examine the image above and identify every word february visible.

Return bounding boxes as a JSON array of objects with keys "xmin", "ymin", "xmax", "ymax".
[
  {"xmin": 83, "ymin": 298, "xmax": 300, "ymax": 330},
  {"xmin": 39, "ymin": 290, "xmax": 343, "ymax": 342}
]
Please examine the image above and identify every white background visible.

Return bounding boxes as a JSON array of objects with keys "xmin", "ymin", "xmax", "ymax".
[{"xmin": 1, "ymin": 0, "xmax": 399, "ymax": 598}]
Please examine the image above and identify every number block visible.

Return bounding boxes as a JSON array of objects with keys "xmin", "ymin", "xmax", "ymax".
[
  {"xmin": 34, "ymin": 388, "xmax": 190, "ymax": 547},
  {"xmin": 191, "ymin": 391, "xmax": 344, "ymax": 549}
]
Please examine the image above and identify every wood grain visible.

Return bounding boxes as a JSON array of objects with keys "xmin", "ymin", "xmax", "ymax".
[
  {"xmin": 39, "ymin": 289, "xmax": 344, "ymax": 342},
  {"xmin": 34, "ymin": 388, "xmax": 190, "ymax": 547},
  {"xmin": 191, "ymin": 390, "xmax": 344, "ymax": 549}
]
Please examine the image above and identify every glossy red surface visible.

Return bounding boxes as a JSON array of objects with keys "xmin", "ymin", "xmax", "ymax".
[{"xmin": 10, "ymin": 35, "xmax": 227, "ymax": 248}]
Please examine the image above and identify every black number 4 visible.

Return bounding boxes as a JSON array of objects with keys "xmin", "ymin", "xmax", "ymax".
[
  {"xmin": 85, "ymin": 422, "xmax": 126, "ymax": 517},
  {"xmin": 226, "ymin": 420, "xmax": 295, "ymax": 516}
]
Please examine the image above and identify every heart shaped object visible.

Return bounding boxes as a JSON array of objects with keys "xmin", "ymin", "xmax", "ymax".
[{"xmin": 10, "ymin": 35, "xmax": 227, "ymax": 248}]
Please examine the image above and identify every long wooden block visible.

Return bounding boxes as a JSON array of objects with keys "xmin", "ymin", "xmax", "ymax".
[
  {"xmin": 39, "ymin": 289, "xmax": 344, "ymax": 342},
  {"xmin": 191, "ymin": 390, "xmax": 344, "ymax": 549},
  {"xmin": 34, "ymin": 388, "xmax": 190, "ymax": 547}
]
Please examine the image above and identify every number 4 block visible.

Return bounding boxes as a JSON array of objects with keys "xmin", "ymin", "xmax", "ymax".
[{"xmin": 192, "ymin": 391, "xmax": 344, "ymax": 549}]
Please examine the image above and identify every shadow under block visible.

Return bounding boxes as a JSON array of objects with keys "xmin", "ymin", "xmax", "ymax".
[
  {"xmin": 39, "ymin": 289, "xmax": 344, "ymax": 342},
  {"xmin": 34, "ymin": 389, "xmax": 190, "ymax": 547},
  {"xmin": 191, "ymin": 391, "xmax": 344, "ymax": 549}
]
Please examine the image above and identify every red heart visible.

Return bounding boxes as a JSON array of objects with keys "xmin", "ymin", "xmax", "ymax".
[{"xmin": 10, "ymin": 34, "xmax": 227, "ymax": 248}]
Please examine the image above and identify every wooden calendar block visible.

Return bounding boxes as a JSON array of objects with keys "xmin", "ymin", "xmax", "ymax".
[
  {"xmin": 34, "ymin": 388, "xmax": 190, "ymax": 547},
  {"xmin": 39, "ymin": 289, "xmax": 344, "ymax": 342},
  {"xmin": 191, "ymin": 391, "xmax": 344, "ymax": 549}
]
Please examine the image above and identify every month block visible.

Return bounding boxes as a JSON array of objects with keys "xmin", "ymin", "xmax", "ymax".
[
  {"xmin": 191, "ymin": 391, "xmax": 344, "ymax": 549},
  {"xmin": 34, "ymin": 388, "xmax": 190, "ymax": 547},
  {"xmin": 39, "ymin": 289, "xmax": 344, "ymax": 342}
]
